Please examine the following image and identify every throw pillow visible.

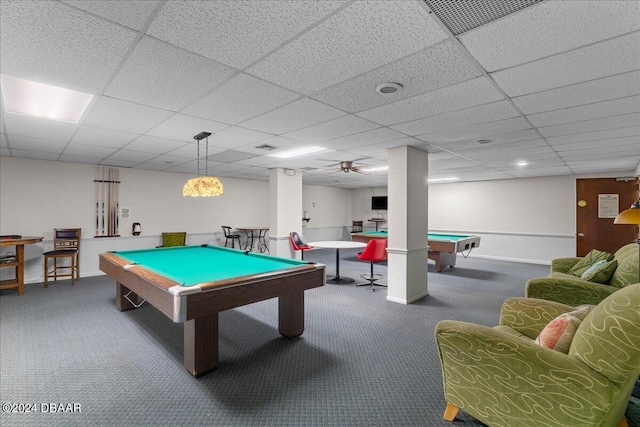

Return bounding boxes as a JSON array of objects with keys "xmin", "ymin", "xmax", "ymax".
[
  {"xmin": 569, "ymin": 249, "xmax": 615, "ymax": 277},
  {"xmin": 535, "ymin": 305, "xmax": 596, "ymax": 353},
  {"xmin": 581, "ymin": 260, "xmax": 618, "ymax": 284}
]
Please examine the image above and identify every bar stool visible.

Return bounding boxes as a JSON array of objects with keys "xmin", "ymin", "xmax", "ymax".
[{"xmin": 43, "ymin": 228, "xmax": 81, "ymax": 286}]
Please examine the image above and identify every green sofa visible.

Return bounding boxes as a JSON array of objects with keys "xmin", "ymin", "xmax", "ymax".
[
  {"xmin": 435, "ymin": 283, "xmax": 640, "ymax": 427},
  {"xmin": 525, "ymin": 242, "xmax": 639, "ymax": 306}
]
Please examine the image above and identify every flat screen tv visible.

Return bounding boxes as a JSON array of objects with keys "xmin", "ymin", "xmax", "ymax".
[{"xmin": 371, "ymin": 196, "xmax": 388, "ymax": 210}]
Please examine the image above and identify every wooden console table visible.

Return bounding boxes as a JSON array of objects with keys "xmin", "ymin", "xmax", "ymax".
[{"xmin": 0, "ymin": 236, "xmax": 44, "ymax": 295}]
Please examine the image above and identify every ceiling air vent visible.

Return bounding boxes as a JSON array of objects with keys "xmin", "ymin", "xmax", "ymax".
[
  {"xmin": 423, "ymin": 0, "xmax": 543, "ymax": 35},
  {"xmin": 255, "ymin": 144, "xmax": 277, "ymax": 151}
]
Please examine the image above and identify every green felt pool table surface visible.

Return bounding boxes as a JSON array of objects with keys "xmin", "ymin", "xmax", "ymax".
[{"xmin": 112, "ymin": 245, "xmax": 309, "ymax": 287}]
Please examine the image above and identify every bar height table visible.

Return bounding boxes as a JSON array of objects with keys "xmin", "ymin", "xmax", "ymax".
[
  {"xmin": 307, "ymin": 241, "xmax": 366, "ymax": 284},
  {"xmin": 0, "ymin": 235, "xmax": 44, "ymax": 295}
]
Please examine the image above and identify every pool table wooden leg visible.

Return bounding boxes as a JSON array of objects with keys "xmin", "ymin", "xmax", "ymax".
[
  {"xmin": 184, "ymin": 313, "xmax": 218, "ymax": 377},
  {"xmin": 278, "ymin": 291, "xmax": 304, "ymax": 338}
]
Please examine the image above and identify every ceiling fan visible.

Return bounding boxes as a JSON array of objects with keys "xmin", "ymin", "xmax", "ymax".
[{"xmin": 329, "ymin": 161, "xmax": 369, "ymax": 174}]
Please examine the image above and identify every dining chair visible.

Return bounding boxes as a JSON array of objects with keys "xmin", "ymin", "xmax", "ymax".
[
  {"xmin": 222, "ymin": 226, "xmax": 241, "ymax": 248},
  {"xmin": 158, "ymin": 232, "xmax": 187, "ymax": 247},
  {"xmin": 290, "ymin": 232, "xmax": 313, "ymax": 260}
]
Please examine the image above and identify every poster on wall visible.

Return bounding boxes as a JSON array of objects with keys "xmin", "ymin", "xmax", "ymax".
[{"xmin": 598, "ymin": 194, "xmax": 619, "ymax": 218}]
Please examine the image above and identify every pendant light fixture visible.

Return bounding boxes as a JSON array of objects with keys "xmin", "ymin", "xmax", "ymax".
[{"xmin": 182, "ymin": 131, "xmax": 224, "ymax": 197}]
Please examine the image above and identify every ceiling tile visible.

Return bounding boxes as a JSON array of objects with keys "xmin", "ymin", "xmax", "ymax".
[
  {"xmin": 460, "ymin": 1, "xmax": 640, "ymax": 71},
  {"xmin": 6, "ymin": 135, "xmax": 67, "ymax": 153},
  {"xmin": 60, "ymin": 0, "xmax": 161, "ymax": 31},
  {"xmin": 551, "ymin": 136, "xmax": 639, "ymax": 152},
  {"xmin": 146, "ymin": 114, "xmax": 228, "ymax": 142},
  {"xmin": 3, "ymin": 114, "xmax": 78, "ymax": 141},
  {"xmin": 491, "ymin": 32, "xmax": 640, "ymax": 97},
  {"xmin": 205, "ymin": 126, "xmax": 272, "ymax": 150},
  {"xmin": 58, "ymin": 154, "xmax": 103, "ymax": 164},
  {"xmin": 123, "ymin": 135, "xmax": 188, "ymax": 154},
  {"xmin": 147, "ymin": 0, "xmax": 346, "ymax": 69},
  {"xmin": 182, "ymin": 73, "xmax": 301, "ymax": 125},
  {"xmin": 83, "ymin": 97, "xmax": 173, "ymax": 134},
  {"xmin": 321, "ymin": 127, "xmax": 407, "ymax": 150},
  {"xmin": 357, "ymin": 76, "xmax": 504, "ymax": 126},
  {"xmin": 391, "ymin": 100, "xmax": 521, "ymax": 136},
  {"xmin": 527, "ymin": 96, "xmax": 640, "ymax": 127},
  {"xmin": 512, "ymin": 70, "xmax": 640, "ymax": 115},
  {"xmin": 310, "ymin": 39, "xmax": 482, "ymax": 113},
  {"xmin": 547, "ymin": 126, "xmax": 640, "ymax": 146},
  {"xmin": 416, "ymin": 117, "xmax": 533, "ymax": 145},
  {"xmin": 9, "ymin": 148, "xmax": 60, "ymax": 161},
  {"xmin": 61, "ymin": 143, "xmax": 117, "ymax": 158},
  {"xmin": 435, "ymin": 129, "xmax": 540, "ymax": 152},
  {"xmin": 235, "ymin": 136, "xmax": 301, "ymax": 155},
  {"xmin": 240, "ymin": 98, "xmax": 345, "ymax": 134},
  {"xmin": 560, "ymin": 146, "xmax": 639, "ymax": 160},
  {"xmin": 105, "ymin": 37, "xmax": 236, "ymax": 111},
  {"xmin": 247, "ymin": 0, "xmax": 448, "ymax": 94},
  {"xmin": 104, "ymin": 149, "xmax": 157, "ymax": 163},
  {"xmin": 282, "ymin": 115, "xmax": 379, "ymax": 143},
  {"xmin": 344, "ymin": 136, "xmax": 426, "ymax": 156},
  {"xmin": 70, "ymin": 126, "xmax": 138, "ymax": 148},
  {"xmin": 0, "ymin": 0, "xmax": 137, "ymax": 93},
  {"xmin": 539, "ymin": 113, "xmax": 640, "ymax": 138}
]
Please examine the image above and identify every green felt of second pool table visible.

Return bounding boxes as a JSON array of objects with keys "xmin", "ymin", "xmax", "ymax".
[
  {"xmin": 350, "ymin": 232, "xmax": 481, "ymax": 272},
  {"xmin": 99, "ymin": 244, "xmax": 325, "ymax": 377}
]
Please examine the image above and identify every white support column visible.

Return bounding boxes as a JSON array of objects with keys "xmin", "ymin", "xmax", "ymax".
[
  {"xmin": 386, "ymin": 146, "xmax": 429, "ymax": 305},
  {"xmin": 269, "ymin": 168, "xmax": 303, "ymax": 258}
]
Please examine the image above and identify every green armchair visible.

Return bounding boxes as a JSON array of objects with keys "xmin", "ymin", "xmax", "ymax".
[
  {"xmin": 435, "ymin": 283, "xmax": 640, "ymax": 427},
  {"xmin": 525, "ymin": 243, "xmax": 639, "ymax": 306}
]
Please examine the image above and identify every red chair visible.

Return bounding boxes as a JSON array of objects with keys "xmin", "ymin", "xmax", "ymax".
[
  {"xmin": 290, "ymin": 232, "xmax": 313, "ymax": 260},
  {"xmin": 356, "ymin": 239, "xmax": 388, "ymax": 291}
]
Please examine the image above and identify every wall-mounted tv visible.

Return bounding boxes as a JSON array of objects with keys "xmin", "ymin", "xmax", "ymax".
[{"xmin": 371, "ymin": 196, "xmax": 388, "ymax": 210}]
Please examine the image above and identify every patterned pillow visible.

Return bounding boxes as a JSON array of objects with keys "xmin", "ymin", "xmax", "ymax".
[
  {"xmin": 535, "ymin": 305, "xmax": 596, "ymax": 354},
  {"xmin": 569, "ymin": 249, "xmax": 614, "ymax": 277},
  {"xmin": 581, "ymin": 260, "xmax": 618, "ymax": 284}
]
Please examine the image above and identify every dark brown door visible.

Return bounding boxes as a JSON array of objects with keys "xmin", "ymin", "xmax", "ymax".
[{"xmin": 576, "ymin": 178, "xmax": 639, "ymax": 256}]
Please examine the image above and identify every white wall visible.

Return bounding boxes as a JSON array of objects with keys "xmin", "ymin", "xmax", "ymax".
[
  {"xmin": 301, "ymin": 184, "xmax": 353, "ymax": 241},
  {"xmin": 351, "ymin": 187, "xmax": 388, "ymax": 230},
  {"xmin": 351, "ymin": 173, "xmax": 638, "ymax": 265},
  {"xmin": 0, "ymin": 157, "xmax": 354, "ymax": 284}
]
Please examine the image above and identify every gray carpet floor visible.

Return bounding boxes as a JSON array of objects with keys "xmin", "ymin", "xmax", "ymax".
[{"xmin": 1, "ymin": 249, "xmax": 638, "ymax": 426}]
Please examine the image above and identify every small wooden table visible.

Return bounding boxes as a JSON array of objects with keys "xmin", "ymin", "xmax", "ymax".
[{"xmin": 0, "ymin": 236, "xmax": 44, "ymax": 295}]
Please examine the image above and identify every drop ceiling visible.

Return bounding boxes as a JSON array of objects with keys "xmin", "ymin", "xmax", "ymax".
[{"xmin": 0, "ymin": 0, "xmax": 638, "ymax": 189}]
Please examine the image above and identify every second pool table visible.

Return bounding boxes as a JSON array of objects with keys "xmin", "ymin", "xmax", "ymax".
[
  {"xmin": 351, "ymin": 231, "xmax": 480, "ymax": 272},
  {"xmin": 99, "ymin": 245, "xmax": 325, "ymax": 377}
]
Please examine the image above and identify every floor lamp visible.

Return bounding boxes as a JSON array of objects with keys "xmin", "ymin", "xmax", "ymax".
[{"xmin": 614, "ymin": 196, "xmax": 640, "ymax": 284}]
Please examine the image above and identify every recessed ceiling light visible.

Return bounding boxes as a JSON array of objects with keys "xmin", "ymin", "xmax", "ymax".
[
  {"xmin": 375, "ymin": 82, "xmax": 403, "ymax": 94},
  {"xmin": 428, "ymin": 177, "xmax": 460, "ymax": 183},
  {"xmin": 267, "ymin": 146, "xmax": 333, "ymax": 159},
  {"xmin": 477, "ymin": 139, "xmax": 492, "ymax": 144},
  {"xmin": 1, "ymin": 74, "xmax": 93, "ymax": 123},
  {"xmin": 517, "ymin": 161, "xmax": 528, "ymax": 166},
  {"xmin": 361, "ymin": 166, "xmax": 388, "ymax": 172}
]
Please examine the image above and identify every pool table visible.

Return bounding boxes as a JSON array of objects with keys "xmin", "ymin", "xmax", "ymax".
[
  {"xmin": 351, "ymin": 231, "xmax": 480, "ymax": 272},
  {"xmin": 99, "ymin": 245, "xmax": 325, "ymax": 377}
]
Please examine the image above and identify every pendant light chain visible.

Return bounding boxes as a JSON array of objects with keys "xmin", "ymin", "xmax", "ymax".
[{"xmin": 196, "ymin": 137, "xmax": 201, "ymax": 178}]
